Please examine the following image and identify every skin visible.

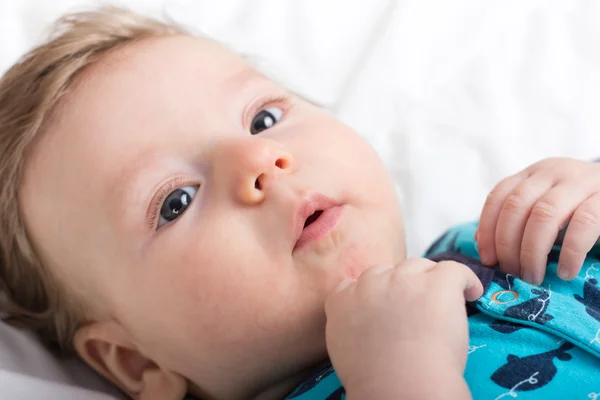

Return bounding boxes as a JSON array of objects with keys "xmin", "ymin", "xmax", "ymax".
[
  {"xmin": 477, "ymin": 157, "xmax": 600, "ymax": 285},
  {"xmin": 18, "ymin": 32, "xmax": 595, "ymax": 400},
  {"xmin": 325, "ymin": 259, "xmax": 482, "ymax": 400},
  {"xmin": 19, "ymin": 35, "xmax": 405, "ymax": 399}
]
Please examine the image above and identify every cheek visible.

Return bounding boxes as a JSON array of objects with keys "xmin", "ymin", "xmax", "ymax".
[
  {"xmin": 314, "ymin": 121, "xmax": 393, "ymax": 186},
  {"xmin": 162, "ymin": 248, "xmax": 323, "ymax": 371},
  {"xmin": 313, "ymin": 124, "xmax": 406, "ymax": 264},
  {"xmin": 117, "ymin": 236, "xmax": 287, "ymax": 371},
  {"xmin": 320, "ymin": 123, "xmax": 403, "ymax": 223},
  {"xmin": 142, "ymin": 223, "xmax": 299, "ymax": 338}
]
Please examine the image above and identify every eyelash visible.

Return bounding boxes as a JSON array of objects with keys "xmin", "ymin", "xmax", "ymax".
[
  {"xmin": 146, "ymin": 95, "xmax": 291, "ymax": 231},
  {"xmin": 147, "ymin": 176, "xmax": 191, "ymax": 231},
  {"xmin": 245, "ymin": 94, "xmax": 290, "ymax": 128}
]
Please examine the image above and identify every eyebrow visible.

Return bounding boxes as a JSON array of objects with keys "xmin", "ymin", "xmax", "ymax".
[
  {"xmin": 108, "ymin": 148, "xmax": 166, "ymax": 225},
  {"xmin": 220, "ymin": 65, "xmax": 266, "ymax": 94}
]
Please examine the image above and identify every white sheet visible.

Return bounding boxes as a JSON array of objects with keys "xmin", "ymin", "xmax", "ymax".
[{"xmin": 1, "ymin": 0, "xmax": 600, "ymax": 397}]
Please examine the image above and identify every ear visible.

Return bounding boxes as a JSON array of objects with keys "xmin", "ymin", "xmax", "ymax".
[{"xmin": 73, "ymin": 321, "xmax": 188, "ymax": 400}]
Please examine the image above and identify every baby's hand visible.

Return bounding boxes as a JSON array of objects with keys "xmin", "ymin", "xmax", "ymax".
[
  {"xmin": 324, "ymin": 258, "xmax": 482, "ymax": 399},
  {"xmin": 477, "ymin": 157, "xmax": 600, "ymax": 284}
]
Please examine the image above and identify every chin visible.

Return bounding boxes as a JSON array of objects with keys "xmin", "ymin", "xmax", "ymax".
[
  {"xmin": 301, "ymin": 211, "xmax": 402, "ymax": 281},
  {"xmin": 337, "ymin": 223, "xmax": 402, "ymax": 278}
]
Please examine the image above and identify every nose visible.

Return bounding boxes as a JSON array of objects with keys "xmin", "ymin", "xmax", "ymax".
[{"xmin": 212, "ymin": 137, "xmax": 294, "ymax": 204}]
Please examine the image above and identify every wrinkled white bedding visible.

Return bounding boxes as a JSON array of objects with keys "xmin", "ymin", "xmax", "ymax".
[{"xmin": 1, "ymin": 0, "xmax": 600, "ymax": 398}]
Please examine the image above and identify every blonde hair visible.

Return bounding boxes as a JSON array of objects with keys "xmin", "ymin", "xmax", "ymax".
[{"xmin": 0, "ymin": 6, "xmax": 187, "ymax": 353}]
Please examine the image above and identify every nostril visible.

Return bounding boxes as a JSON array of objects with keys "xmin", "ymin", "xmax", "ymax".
[
  {"xmin": 255, "ymin": 175, "xmax": 263, "ymax": 190},
  {"xmin": 275, "ymin": 157, "xmax": 288, "ymax": 169}
]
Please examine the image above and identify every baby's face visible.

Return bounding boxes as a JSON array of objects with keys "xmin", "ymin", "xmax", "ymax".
[{"xmin": 21, "ymin": 36, "xmax": 404, "ymax": 396}]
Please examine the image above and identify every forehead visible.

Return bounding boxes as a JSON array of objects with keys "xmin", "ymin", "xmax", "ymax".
[
  {"xmin": 74, "ymin": 35, "xmax": 257, "ymax": 130},
  {"xmin": 21, "ymin": 35, "xmax": 264, "ymax": 255},
  {"xmin": 45, "ymin": 34, "xmax": 258, "ymax": 178},
  {"xmin": 63, "ymin": 35, "xmax": 261, "ymax": 181}
]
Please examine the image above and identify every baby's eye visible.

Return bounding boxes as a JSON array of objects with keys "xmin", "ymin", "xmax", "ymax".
[
  {"xmin": 158, "ymin": 186, "xmax": 198, "ymax": 228},
  {"xmin": 250, "ymin": 106, "xmax": 283, "ymax": 135}
]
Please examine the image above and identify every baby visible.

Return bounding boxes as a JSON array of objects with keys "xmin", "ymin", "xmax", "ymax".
[{"xmin": 1, "ymin": 6, "xmax": 600, "ymax": 400}]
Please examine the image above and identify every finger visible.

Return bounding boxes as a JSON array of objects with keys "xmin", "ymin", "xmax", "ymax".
[
  {"xmin": 519, "ymin": 184, "xmax": 587, "ymax": 284},
  {"xmin": 495, "ymin": 176, "xmax": 555, "ymax": 276},
  {"xmin": 396, "ymin": 257, "xmax": 438, "ymax": 275},
  {"xmin": 432, "ymin": 261, "xmax": 484, "ymax": 301},
  {"xmin": 558, "ymin": 192, "xmax": 600, "ymax": 280},
  {"xmin": 478, "ymin": 172, "xmax": 527, "ymax": 265},
  {"xmin": 464, "ymin": 274, "xmax": 485, "ymax": 302},
  {"xmin": 325, "ymin": 277, "xmax": 357, "ymax": 315}
]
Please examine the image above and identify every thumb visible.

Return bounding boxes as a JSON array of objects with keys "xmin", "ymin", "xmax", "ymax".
[
  {"xmin": 437, "ymin": 261, "xmax": 484, "ymax": 302},
  {"xmin": 463, "ymin": 270, "xmax": 484, "ymax": 302},
  {"xmin": 324, "ymin": 278, "xmax": 356, "ymax": 317}
]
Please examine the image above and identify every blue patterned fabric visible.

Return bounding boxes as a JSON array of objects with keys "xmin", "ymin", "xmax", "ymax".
[{"xmin": 286, "ymin": 222, "xmax": 600, "ymax": 400}]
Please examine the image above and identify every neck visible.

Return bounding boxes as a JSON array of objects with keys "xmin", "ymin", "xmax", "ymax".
[
  {"xmin": 251, "ymin": 376, "xmax": 306, "ymax": 400},
  {"xmin": 189, "ymin": 361, "xmax": 326, "ymax": 400},
  {"xmin": 252, "ymin": 359, "xmax": 331, "ymax": 400}
]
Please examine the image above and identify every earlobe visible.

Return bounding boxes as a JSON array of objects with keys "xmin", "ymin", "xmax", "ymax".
[
  {"xmin": 139, "ymin": 368, "xmax": 189, "ymax": 400},
  {"xmin": 74, "ymin": 322, "xmax": 187, "ymax": 399}
]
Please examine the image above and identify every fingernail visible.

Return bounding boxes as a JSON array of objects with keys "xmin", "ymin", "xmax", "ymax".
[
  {"xmin": 479, "ymin": 249, "xmax": 490, "ymax": 265},
  {"xmin": 521, "ymin": 270, "xmax": 534, "ymax": 284},
  {"xmin": 334, "ymin": 278, "xmax": 355, "ymax": 293},
  {"xmin": 558, "ymin": 267, "xmax": 570, "ymax": 280}
]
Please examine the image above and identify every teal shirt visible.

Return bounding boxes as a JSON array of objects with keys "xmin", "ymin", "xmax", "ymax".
[{"xmin": 285, "ymin": 222, "xmax": 600, "ymax": 400}]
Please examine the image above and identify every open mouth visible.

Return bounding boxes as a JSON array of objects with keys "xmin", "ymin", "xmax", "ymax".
[
  {"xmin": 294, "ymin": 199, "xmax": 343, "ymax": 252},
  {"xmin": 303, "ymin": 210, "xmax": 324, "ymax": 228}
]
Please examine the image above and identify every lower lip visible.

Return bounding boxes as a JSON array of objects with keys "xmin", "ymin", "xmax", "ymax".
[{"xmin": 294, "ymin": 205, "xmax": 344, "ymax": 252}]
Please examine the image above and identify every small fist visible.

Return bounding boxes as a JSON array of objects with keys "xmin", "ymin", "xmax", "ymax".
[
  {"xmin": 324, "ymin": 258, "xmax": 483, "ymax": 390},
  {"xmin": 477, "ymin": 157, "xmax": 600, "ymax": 284}
]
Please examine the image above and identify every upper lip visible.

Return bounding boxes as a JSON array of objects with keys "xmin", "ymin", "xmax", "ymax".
[{"xmin": 293, "ymin": 193, "xmax": 339, "ymax": 245}]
